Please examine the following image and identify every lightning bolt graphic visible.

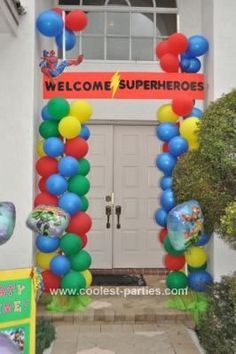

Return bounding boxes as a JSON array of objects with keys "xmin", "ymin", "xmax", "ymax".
[{"xmin": 110, "ymin": 71, "xmax": 121, "ymax": 98}]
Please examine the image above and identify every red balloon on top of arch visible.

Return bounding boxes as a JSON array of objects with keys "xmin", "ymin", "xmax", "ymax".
[
  {"xmin": 168, "ymin": 33, "xmax": 189, "ymax": 55},
  {"xmin": 66, "ymin": 10, "xmax": 88, "ymax": 32}
]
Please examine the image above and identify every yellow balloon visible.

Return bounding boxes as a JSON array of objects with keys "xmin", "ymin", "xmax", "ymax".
[
  {"xmin": 36, "ymin": 251, "xmax": 58, "ymax": 270},
  {"xmin": 179, "ymin": 117, "xmax": 200, "ymax": 144},
  {"xmin": 185, "ymin": 246, "xmax": 207, "ymax": 268},
  {"xmin": 58, "ymin": 115, "xmax": 81, "ymax": 139},
  {"xmin": 189, "ymin": 141, "xmax": 200, "ymax": 151},
  {"xmin": 157, "ymin": 104, "xmax": 179, "ymax": 124},
  {"xmin": 37, "ymin": 139, "xmax": 46, "ymax": 157},
  {"xmin": 70, "ymin": 100, "xmax": 93, "ymax": 124},
  {"xmin": 81, "ymin": 270, "xmax": 93, "ymax": 288}
]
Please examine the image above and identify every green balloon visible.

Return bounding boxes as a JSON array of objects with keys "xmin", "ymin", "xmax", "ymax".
[
  {"xmin": 69, "ymin": 250, "xmax": 92, "ymax": 271},
  {"xmin": 164, "ymin": 236, "xmax": 185, "ymax": 256},
  {"xmin": 60, "ymin": 233, "xmax": 82, "ymax": 256},
  {"xmin": 166, "ymin": 271, "xmax": 188, "ymax": 290},
  {"xmin": 80, "ymin": 196, "xmax": 89, "ymax": 212},
  {"xmin": 39, "ymin": 121, "xmax": 60, "ymax": 138},
  {"xmin": 78, "ymin": 159, "xmax": 90, "ymax": 176},
  {"xmin": 68, "ymin": 175, "xmax": 90, "ymax": 196},
  {"xmin": 61, "ymin": 271, "xmax": 86, "ymax": 292},
  {"xmin": 47, "ymin": 97, "xmax": 70, "ymax": 120},
  {"xmin": 188, "ymin": 262, "xmax": 207, "ymax": 272}
]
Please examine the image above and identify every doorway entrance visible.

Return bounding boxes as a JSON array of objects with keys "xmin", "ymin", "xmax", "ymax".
[{"xmin": 86, "ymin": 123, "xmax": 164, "ymax": 269}]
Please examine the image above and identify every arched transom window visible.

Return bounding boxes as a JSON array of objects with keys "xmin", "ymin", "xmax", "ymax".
[{"xmin": 59, "ymin": 0, "xmax": 177, "ymax": 61}]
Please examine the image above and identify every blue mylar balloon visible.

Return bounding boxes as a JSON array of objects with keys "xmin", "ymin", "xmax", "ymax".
[
  {"xmin": 161, "ymin": 189, "xmax": 175, "ymax": 212},
  {"xmin": 58, "ymin": 192, "xmax": 82, "ymax": 216},
  {"xmin": 41, "ymin": 106, "xmax": 54, "ymax": 121},
  {"xmin": 55, "ymin": 29, "xmax": 76, "ymax": 51},
  {"xmin": 168, "ymin": 136, "xmax": 188, "ymax": 157},
  {"xmin": 185, "ymin": 58, "xmax": 201, "ymax": 73},
  {"xmin": 160, "ymin": 176, "xmax": 172, "ymax": 190},
  {"xmin": 196, "ymin": 233, "xmax": 211, "ymax": 246},
  {"xmin": 156, "ymin": 123, "xmax": 179, "ymax": 142},
  {"xmin": 50, "ymin": 255, "xmax": 71, "ymax": 276},
  {"xmin": 58, "ymin": 156, "xmax": 79, "ymax": 177},
  {"xmin": 155, "ymin": 208, "xmax": 168, "ymax": 227},
  {"xmin": 156, "ymin": 153, "xmax": 177, "ymax": 176},
  {"xmin": 36, "ymin": 10, "xmax": 63, "ymax": 37},
  {"xmin": 44, "ymin": 137, "xmax": 64, "ymax": 157},
  {"xmin": 187, "ymin": 35, "xmax": 209, "ymax": 57},
  {"xmin": 185, "ymin": 107, "xmax": 203, "ymax": 118},
  {"xmin": 188, "ymin": 270, "xmax": 213, "ymax": 292},
  {"xmin": 46, "ymin": 174, "xmax": 68, "ymax": 195},
  {"xmin": 80, "ymin": 125, "xmax": 90, "ymax": 140},
  {"xmin": 36, "ymin": 235, "xmax": 60, "ymax": 253}
]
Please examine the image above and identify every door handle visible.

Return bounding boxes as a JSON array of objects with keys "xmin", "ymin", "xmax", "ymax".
[
  {"xmin": 115, "ymin": 205, "xmax": 121, "ymax": 229},
  {"xmin": 105, "ymin": 205, "xmax": 112, "ymax": 229}
]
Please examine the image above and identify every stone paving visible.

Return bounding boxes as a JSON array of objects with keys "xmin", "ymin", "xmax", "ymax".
[{"xmin": 52, "ymin": 323, "xmax": 201, "ymax": 354}]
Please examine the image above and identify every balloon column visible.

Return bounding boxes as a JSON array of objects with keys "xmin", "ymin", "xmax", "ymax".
[
  {"xmin": 155, "ymin": 32, "xmax": 212, "ymax": 292},
  {"xmin": 36, "ymin": 8, "xmax": 88, "ymax": 51}
]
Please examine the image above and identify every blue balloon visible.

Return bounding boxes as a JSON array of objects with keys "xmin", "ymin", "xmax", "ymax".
[
  {"xmin": 187, "ymin": 35, "xmax": 209, "ymax": 57},
  {"xmin": 50, "ymin": 255, "xmax": 71, "ymax": 276},
  {"xmin": 180, "ymin": 58, "xmax": 191, "ymax": 71},
  {"xmin": 155, "ymin": 208, "xmax": 168, "ymax": 227},
  {"xmin": 185, "ymin": 107, "xmax": 203, "ymax": 118},
  {"xmin": 36, "ymin": 235, "xmax": 60, "ymax": 253},
  {"xmin": 185, "ymin": 58, "xmax": 201, "ymax": 73},
  {"xmin": 160, "ymin": 176, "xmax": 172, "ymax": 190},
  {"xmin": 161, "ymin": 189, "xmax": 176, "ymax": 212},
  {"xmin": 44, "ymin": 137, "xmax": 64, "ymax": 157},
  {"xmin": 36, "ymin": 10, "xmax": 63, "ymax": 37},
  {"xmin": 41, "ymin": 106, "xmax": 54, "ymax": 121},
  {"xmin": 46, "ymin": 174, "xmax": 68, "ymax": 195},
  {"xmin": 58, "ymin": 192, "xmax": 82, "ymax": 215},
  {"xmin": 188, "ymin": 270, "xmax": 213, "ymax": 292},
  {"xmin": 55, "ymin": 29, "xmax": 76, "ymax": 51},
  {"xmin": 168, "ymin": 136, "xmax": 188, "ymax": 157},
  {"xmin": 156, "ymin": 123, "xmax": 179, "ymax": 142},
  {"xmin": 196, "ymin": 233, "xmax": 211, "ymax": 246},
  {"xmin": 181, "ymin": 52, "xmax": 194, "ymax": 60},
  {"xmin": 80, "ymin": 125, "xmax": 90, "ymax": 140},
  {"xmin": 156, "ymin": 153, "xmax": 177, "ymax": 176},
  {"xmin": 58, "ymin": 156, "xmax": 79, "ymax": 177}
]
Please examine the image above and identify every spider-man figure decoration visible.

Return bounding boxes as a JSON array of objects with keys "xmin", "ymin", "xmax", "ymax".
[{"xmin": 39, "ymin": 50, "xmax": 84, "ymax": 80}]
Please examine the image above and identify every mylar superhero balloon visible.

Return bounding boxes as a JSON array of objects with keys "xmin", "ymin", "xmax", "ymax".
[
  {"xmin": 0, "ymin": 333, "xmax": 19, "ymax": 354},
  {"xmin": 0, "ymin": 202, "xmax": 16, "ymax": 246}
]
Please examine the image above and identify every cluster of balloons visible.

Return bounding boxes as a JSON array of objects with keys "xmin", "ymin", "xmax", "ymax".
[
  {"xmin": 36, "ymin": 8, "xmax": 88, "ymax": 51},
  {"xmin": 34, "ymin": 97, "xmax": 93, "ymax": 293},
  {"xmin": 156, "ymin": 32, "xmax": 209, "ymax": 74}
]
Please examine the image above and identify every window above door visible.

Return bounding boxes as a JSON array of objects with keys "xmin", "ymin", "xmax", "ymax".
[{"xmin": 58, "ymin": 0, "xmax": 177, "ymax": 61}]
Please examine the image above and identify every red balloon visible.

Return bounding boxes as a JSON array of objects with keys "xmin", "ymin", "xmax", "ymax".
[
  {"xmin": 38, "ymin": 177, "xmax": 47, "ymax": 192},
  {"xmin": 67, "ymin": 212, "xmax": 92, "ymax": 235},
  {"xmin": 168, "ymin": 33, "xmax": 188, "ymax": 55},
  {"xmin": 52, "ymin": 7, "xmax": 63, "ymax": 16},
  {"xmin": 156, "ymin": 40, "xmax": 170, "ymax": 59},
  {"xmin": 42, "ymin": 270, "xmax": 61, "ymax": 293},
  {"xmin": 159, "ymin": 228, "xmax": 168, "ymax": 243},
  {"xmin": 160, "ymin": 53, "xmax": 179, "ymax": 73},
  {"xmin": 66, "ymin": 10, "xmax": 88, "ymax": 32},
  {"xmin": 36, "ymin": 157, "xmax": 58, "ymax": 178},
  {"xmin": 164, "ymin": 254, "xmax": 186, "ymax": 271},
  {"xmin": 79, "ymin": 234, "xmax": 88, "ymax": 248},
  {"xmin": 162, "ymin": 142, "xmax": 169, "ymax": 153},
  {"xmin": 34, "ymin": 192, "xmax": 58, "ymax": 207},
  {"xmin": 65, "ymin": 137, "xmax": 89, "ymax": 159},
  {"xmin": 172, "ymin": 96, "xmax": 194, "ymax": 116}
]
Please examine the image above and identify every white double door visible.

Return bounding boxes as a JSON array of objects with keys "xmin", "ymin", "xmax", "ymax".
[{"xmin": 87, "ymin": 124, "xmax": 164, "ymax": 269}]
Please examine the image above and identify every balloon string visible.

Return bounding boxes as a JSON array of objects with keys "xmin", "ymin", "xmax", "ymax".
[{"xmin": 62, "ymin": 11, "xmax": 66, "ymax": 61}]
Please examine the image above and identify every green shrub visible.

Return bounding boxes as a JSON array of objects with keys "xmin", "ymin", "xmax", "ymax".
[
  {"xmin": 36, "ymin": 319, "xmax": 55, "ymax": 354},
  {"xmin": 197, "ymin": 275, "xmax": 236, "ymax": 354},
  {"xmin": 219, "ymin": 202, "xmax": 236, "ymax": 249},
  {"xmin": 173, "ymin": 90, "xmax": 236, "ymax": 243}
]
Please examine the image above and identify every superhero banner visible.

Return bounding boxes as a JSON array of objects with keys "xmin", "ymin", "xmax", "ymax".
[{"xmin": 43, "ymin": 72, "xmax": 205, "ymax": 100}]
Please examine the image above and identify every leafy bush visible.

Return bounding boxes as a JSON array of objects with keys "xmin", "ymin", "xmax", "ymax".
[
  {"xmin": 173, "ymin": 90, "xmax": 236, "ymax": 243},
  {"xmin": 36, "ymin": 319, "xmax": 55, "ymax": 354},
  {"xmin": 219, "ymin": 202, "xmax": 236, "ymax": 249},
  {"xmin": 197, "ymin": 275, "xmax": 236, "ymax": 354}
]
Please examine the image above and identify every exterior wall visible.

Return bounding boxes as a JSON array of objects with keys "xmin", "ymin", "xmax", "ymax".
[{"xmin": 202, "ymin": 0, "xmax": 236, "ymax": 280}]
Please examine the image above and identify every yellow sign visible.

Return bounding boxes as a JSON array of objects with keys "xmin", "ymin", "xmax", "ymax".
[{"xmin": 0, "ymin": 268, "xmax": 36, "ymax": 354}]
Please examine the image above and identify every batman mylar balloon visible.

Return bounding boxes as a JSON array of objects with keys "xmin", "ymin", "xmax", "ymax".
[{"xmin": 0, "ymin": 202, "xmax": 16, "ymax": 246}]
